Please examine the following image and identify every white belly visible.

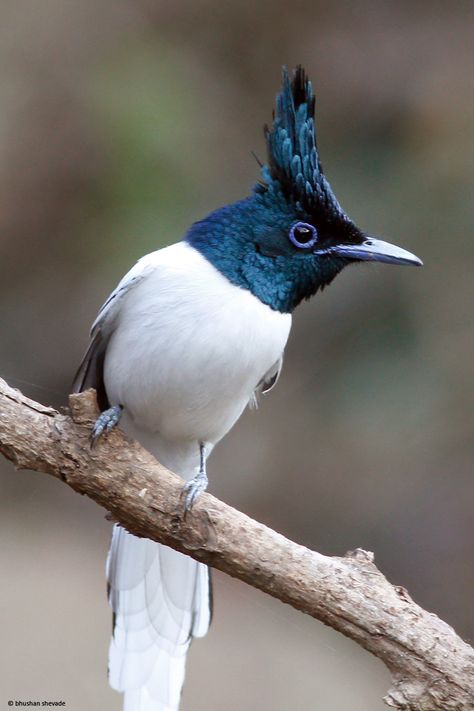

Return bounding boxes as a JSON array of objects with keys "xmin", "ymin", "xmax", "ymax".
[{"xmin": 104, "ymin": 243, "xmax": 291, "ymax": 445}]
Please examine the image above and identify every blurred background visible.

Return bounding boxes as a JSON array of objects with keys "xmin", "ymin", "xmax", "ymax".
[{"xmin": 0, "ymin": 1, "xmax": 473, "ymax": 709}]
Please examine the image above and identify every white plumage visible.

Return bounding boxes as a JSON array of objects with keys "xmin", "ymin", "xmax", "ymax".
[
  {"xmin": 103, "ymin": 243, "xmax": 291, "ymax": 443},
  {"xmin": 75, "ymin": 241, "xmax": 291, "ymax": 711}
]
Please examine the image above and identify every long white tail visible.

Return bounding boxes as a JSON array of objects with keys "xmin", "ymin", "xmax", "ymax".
[{"xmin": 107, "ymin": 526, "xmax": 211, "ymax": 711}]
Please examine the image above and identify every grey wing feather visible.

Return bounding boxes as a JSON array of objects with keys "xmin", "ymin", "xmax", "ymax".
[
  {"xmin": 259, "ymin": 356, "xmax": 283, "ymax": 394},
  {"xmin": 72, "ymin": 327, "xmax": 109, "ymax": 407},
  {"xmin": 72, "ymin": 261, "xmax": 153, "ymax": 407},
  {"xmin": 250, "ymin": 356, "xmax": 283, "ymax": 409}
]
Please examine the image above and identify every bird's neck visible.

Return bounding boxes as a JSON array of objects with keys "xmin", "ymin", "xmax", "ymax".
[{"xmin": 185, "ymin": 195, "xmax": 324, "ymax": 313}]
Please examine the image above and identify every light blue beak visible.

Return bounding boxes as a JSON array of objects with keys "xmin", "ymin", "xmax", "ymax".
[{"xmin": 334, "ymin": 237, "xmax": 423, "ymax": 267}]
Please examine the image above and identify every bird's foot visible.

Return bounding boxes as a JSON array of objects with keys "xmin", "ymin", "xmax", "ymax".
[
  {"xmin": 90, "ymin": 405, "xmax": 123, "ymax": 446},
  {"xmin": 182, "ymin": 443, "xmax": 209, "ymax": 512},
  {"xmin": 182, "ymin": 469, "xmax": 208, "ymax": 512}
]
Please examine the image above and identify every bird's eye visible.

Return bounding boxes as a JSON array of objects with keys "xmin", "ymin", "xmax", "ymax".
[{"xmin": 289, "ymin": 222, "xmax": 318, "ymax": 249}]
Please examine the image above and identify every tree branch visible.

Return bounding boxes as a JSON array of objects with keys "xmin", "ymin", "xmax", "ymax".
[{"xmin": 0, "ymin": 376, "xmax": 472, "ymax": 710}]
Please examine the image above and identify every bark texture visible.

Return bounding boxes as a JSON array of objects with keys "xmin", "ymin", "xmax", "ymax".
[{"xmin": 0, "ymin": 376, "xmax": 473, "ymax": 710}]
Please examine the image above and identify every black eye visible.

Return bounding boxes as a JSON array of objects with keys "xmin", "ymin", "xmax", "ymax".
[{"xmin": 289, "ymin": 222, "xmax": 318, "ymax": 249}]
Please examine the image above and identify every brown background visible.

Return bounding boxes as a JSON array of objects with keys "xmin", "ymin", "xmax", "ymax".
[{"xmin": 0, "ymin": 2, "xmax": 473, "ymax": 709}]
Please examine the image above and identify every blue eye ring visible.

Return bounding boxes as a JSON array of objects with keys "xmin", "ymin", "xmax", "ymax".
[{"xmin": 289, "ymin": 222, "xmax": 318, "ymax": 249}]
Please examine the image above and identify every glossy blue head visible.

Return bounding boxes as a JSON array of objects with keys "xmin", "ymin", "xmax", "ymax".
[{"xmin": 187, "ymin": 66, "xmax": 422, "ymax": 313}]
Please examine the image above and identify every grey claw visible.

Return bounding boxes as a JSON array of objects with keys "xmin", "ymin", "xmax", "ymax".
[
  {"xmin": 90, "ymin": 405, "xmax": 123, "ymax": 446},
  {"xmin": 181, "ymin": 471, "xmax": 208, "ymax": 512}
]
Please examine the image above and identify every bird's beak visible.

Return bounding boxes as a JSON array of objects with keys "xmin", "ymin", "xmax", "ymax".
[{"xmin": 333, "ymin": 237, "xmax": 423, "ymax": 267}]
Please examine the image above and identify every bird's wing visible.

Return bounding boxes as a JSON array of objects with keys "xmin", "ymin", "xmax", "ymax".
[
  {"xmin": 72, "ymin": 254, "xmax": 156, "ymax": 407},
  {"xmin": 249, "ymin": 356, "xmax": 283, "ymax": 409},
  {"xmin": 258, "ymin": 356, "xmax": 283, "ymax": 394}
]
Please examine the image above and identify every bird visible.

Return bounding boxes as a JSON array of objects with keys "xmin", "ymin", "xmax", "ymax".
[{"xmin": 73, "ymin": 65, "xmax": 422, "ymax": 711}]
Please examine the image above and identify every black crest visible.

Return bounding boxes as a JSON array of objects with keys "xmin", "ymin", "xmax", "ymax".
[{"xmin": 264, "ymin": 66, "xmax": 346, "ymax": 221}]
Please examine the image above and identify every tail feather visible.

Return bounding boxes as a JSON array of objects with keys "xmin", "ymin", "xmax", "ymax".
[
  {"xmin": 107, "ymin": 525, "xmax": 211, "ymax": 710},
  {"xmin": 123, "ymin": 682, "xmax": 183, "ymax": 711},
  {"xmin": 191, "ymin": 560, "xmax": 212, "ymax": 638}
]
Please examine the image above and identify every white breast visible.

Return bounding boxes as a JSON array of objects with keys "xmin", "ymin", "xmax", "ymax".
[{"xmin": 104, "ymin": 242, "xmax": 292, "ymax": 444}]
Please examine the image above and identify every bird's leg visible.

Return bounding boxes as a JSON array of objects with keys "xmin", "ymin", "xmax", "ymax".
[
  {"xmin": 90, "ymin": 404, "xmax": 123, "ymax": 446},
  {"xmin": 182, "ymin": 442, "xmax": 209, "ymax": 512}
]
